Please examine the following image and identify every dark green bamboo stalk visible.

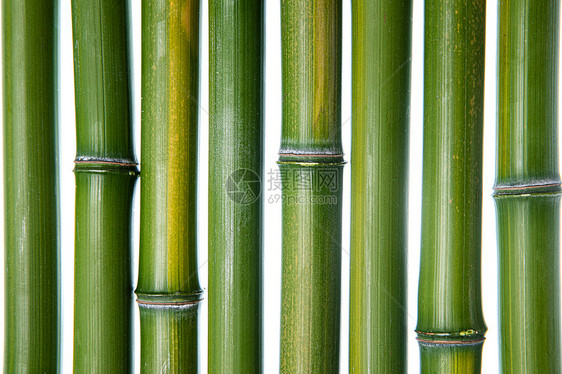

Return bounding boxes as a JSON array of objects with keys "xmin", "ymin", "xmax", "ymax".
[
  {"xmin": 208, "ymin": 1, "xmax": 264, "ymax": 372},
  {"xmin": 2, "ymin": 0, "xmax": 60, "ymax": 371},
  {"xmin": 349, "ymin": 0, "xmax": 412, "ymax": 372},
  {"xmin": 71, "ymin": 1, "xmax": 137, "ymax": 372},
  {"xmin": 279, "ymin": 1, "xmax": 343, "ymax": 373},
  {"xmin": 135, "ymin": 1, "xmax": 202, "ymax": 372},
  {"xmin": 494, "ymin": 1, "xmax": 561, "ymax": 372},
  {"xmin": 416, "ymin": 0, "xmax": 487, "ymax": 372}
]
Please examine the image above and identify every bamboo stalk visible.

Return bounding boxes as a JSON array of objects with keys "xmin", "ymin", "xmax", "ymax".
[
  {"xmin": 494, "ymin": 0, "xmax": 561, "ymax": 372},
  {"xmin": 2, "ymin": 0, "xmax": 60, "ymax": 371},
  {"xmin": 208, "ymin": 1, "xmax": 264, "ymax": 372},
  {"xmin": 349, "ymin": 0, "xmax": 412, "ymax": 372},
  {"xmin": 135, "ymin": 1, "xmax": 202, "ymax": 372},
  {"xmin": 416, "ymin": 0, "xmax": 487, "ymax": 372},
  {"xmin": 71, "ymin": 1, "xmax": 137, "ymax": 372},
  {"xmin": 279, "ymin": 1, "xmax": 343, "ymax": 373}
]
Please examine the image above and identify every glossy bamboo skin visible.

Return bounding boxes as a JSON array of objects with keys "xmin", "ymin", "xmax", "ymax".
[
  {"xmin": 208, "ymin": 1, "xmax": 264, "ymax": 372},
  {"xmin": 136, "ymin": 1, "xmax": 202, "ymax": 372},
  {"xmin": 278, "ymin": 162, "xmax": 343, "ymax": 374},
  {"xmin": 349, "ymin": 0, "xmax": 412, "ymax": 372},
  {"xmin": 73, "ymin": 169, "xmax": 136, "ymax": 372},
  {"xmin": 494, "ymin": 196, "xmax": 560, "ymax": 373},
  {"xmin": 2, "ymin": 0, "xmax": 60, "ymax": 371},
  {"xmin": 279, "ymin": 1, "xmax": 344, "ymax": 373},
  {"xmin": 71, "ymin": 0, "xmax": 137, "ymax": 372},
  {"xmin": 139, "ymin": 304, "xmax": 200, "ymax": 373},
  {"xmin": 495, "ymin": 1, "xmax": 561, "ymax": 372},
  {"xmin": 419, "ymin": 344, "xmax": 483, "ymax": 373},
  {"xmin": 279, "ymin": 1, "xmax": 342, "ymax": 159},
  {"xmin": 416, "ymin": 0, "xmax": 487, "ymax": 372}
]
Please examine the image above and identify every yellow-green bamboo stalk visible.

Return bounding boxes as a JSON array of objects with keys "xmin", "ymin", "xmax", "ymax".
[
  {"xmin": 135, "ymin": 1, "xmax": 203, "ymax": 372},
  {"xmin": 71, "ymin": 1, "xmax": 137, "ymax": 372},
  {"xmin": 495, "ymin": 0, "xmax": 561, "ymax": 372},
  {"xmin": 279, "ymin": 1, "xmax": 344, "ymax": 373},
  {"xmin": 349, "ymin": 0, "xmax": 412, "ymax": 372},
  {"xmin": 208, "ymin": 1, "xmax": 264, "ymax": 372},
  {"xmin": 416, "ymin": 0, "xmax": 487, "ymax": 372}
]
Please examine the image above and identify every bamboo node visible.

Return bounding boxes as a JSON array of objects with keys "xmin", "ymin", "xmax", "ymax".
[
  {"xmin": 415, "ymin": 329, "xmax": 486, "ymax": 346},
  {"xmin": 74, "ymin": 157, "xmax": 138, "ymax": 166},
  {"xmin": 493, "ymin": 181, "xmax": 562, "ymax": 196},
  {"xmin": 416, "ymin": 338, "xmax": 485, "ymax": 347},
  {"xmin": 135, "ymin": 290, "xmax": 204, "ymax": 307},
  {"xmin": 74, "ymin": 158, "xmax": 139, "ymax": 174},
  {"xmin": 136, "ymin": 299, "xmax": 202, "ymax": 310},
  {"xmin": 277, "ymin": 152, "xmax": 345, "ymax": 166}
]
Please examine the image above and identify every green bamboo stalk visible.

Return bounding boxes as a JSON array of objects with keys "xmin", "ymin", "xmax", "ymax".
[
  {"xmin": 416, "ymin": 0, "xmax": 487, "ymax": 372},
  {"xmin": 71, "ymin": 1, "xmax": 137, "ymax": 372},
  {"xmin": 279, "ymin": 1, "xmax": 343, "ymax": 373},
  {"xmin": 2, "ymin": 0, "xmax": 60, "ymax": 371},
  {"xmin": 208, "ymin": 1, "xmax": 264, "ymax": 372},
  {"xmin": 135, "ymin": 1, "xmax": 202, "ymax": 372},
  {"xmin": 494, "ymin": 0, "xmax": 561, "ymax": 372},
  {"xmin": 349, "ymin": 0, "xmax": 412, "ymax": 372}
]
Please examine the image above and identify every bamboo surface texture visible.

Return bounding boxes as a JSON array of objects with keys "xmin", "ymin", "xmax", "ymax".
[
  {"xmin": 71, "ymin": 0, "xmax": 137, "ymax": 372},
  {"xmin": 416, "ymin": 0, "xmax": 487, "ymax": 372},
  {"xmin": 2, "ymin": 0, "xmax": 60, "ymax": 371},
  {"xmin": 208, "ymin": 1, "xmax": 264, "ymax": 372},
  {"xmin": 136, "ymin": 0, "xmax": 202, "ymax": 372},
  {"xmin": 494, "ymin": 0, "xmax": 561, "ymax": 372},
  {"xmin": 349, "ymin": 0, "xmax": 412, "ymax": 372},
  {"xmin": 279, "ymin": 1, "xmax": 344, "ymax": 373}
]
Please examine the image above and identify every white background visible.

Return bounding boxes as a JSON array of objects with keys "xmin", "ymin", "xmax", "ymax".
[{"xmin": 1, "ymin": 0, "xmax": 560, "ymax": 372}]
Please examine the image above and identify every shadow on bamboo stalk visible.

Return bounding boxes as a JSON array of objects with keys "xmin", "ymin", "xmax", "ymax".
[
  {"xmin": 135, "ymin": 1, "xmax": 203, "ymax": 372},
  {"xmin": 279, "ymin": 1, "xmax": 344, "ymax": 373},
  {"xmin": 71, "ymin": 1, "xmax": 137, "ymax": 372},
  {"xmin": 416, "ymin": 0, "xmax": 487, "ymax": 372},
  {"xmin": 3, "ymin": 0, "xmax": 60, "ymax": 371},
  {"xmin": 495, "ymin": 1, "xmax": 562, "ymax": 372},
  {"xmin": 349, "ymin": 0, "xmax": 412, "ymax": 372}
]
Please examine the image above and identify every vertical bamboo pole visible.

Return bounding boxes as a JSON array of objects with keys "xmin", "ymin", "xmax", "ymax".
[
  {"xmin": 2, "ymin": 0, "xmax": 60, "ymax": 371},
  {"xmin": 495, "ymin": 0, "xmax": 561, "ymax": 372},
  {"xmin": 208, "ymin": 1, "xmax": 264, "ymax": 372},
  {"xmin": 349, "ymin": 0, "xmax": 412, "ymax": 372},
  {"xmin": 135, "ymin": 1, "xmax": 202, "ymax": 372},
  {"xmin": 71, "ymin": 1, "xmax": 137, "ymax": 372},
  {"xmin": 279, "ymin": 1, "xmax": 344, "ymax": 373},
  {"xmin": 416, "ymin": 0, "xmax": 487, "ymax": 372}
]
